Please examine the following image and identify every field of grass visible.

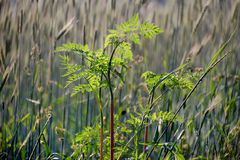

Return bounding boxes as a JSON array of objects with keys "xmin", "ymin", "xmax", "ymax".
[{"xmin": 0, "ymin": 0, "xmax": 240, "ymax": 159}]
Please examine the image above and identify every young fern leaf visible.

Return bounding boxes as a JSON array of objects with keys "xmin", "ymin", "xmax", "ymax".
[
  {"xmin": 71, "ymin": 84, "xmax": 91, "ymax": 96},
  {"xmin": 87, "ymin": 73, "xmax": 101, "ymax": 89},
  {"xmin": 62, "ymin": 64, "xmax": 82, "ymax": 77},
  {"xmin": 105, "ymin": 14, "xmax": 163, "ymax": 48},
  {"xmin": 141, "ymin": 71, "xmax": 157, "ymax": 79},
  {"xmin": 58, "ymin": 55, "xmax": 84, "ymax": 86},
  {"xmin": 90, "ymin": 53, "xmax": 110, "ymax": 73},
  {"xmin": 59, "ymin": 56, "xmax": 82, "ymax": 77},
  {"xmin": 58, "ymin": 54, "xmax": 70, "ymax": 64},
  {"xmin": 58, "ymin": 54, "xmax": 103, "ymax": 96},
  {"xmin": 141, "ymin": 71, "xmax": 159, "ymax": 89},
  {"xmin": 55, "ymin": 43, "xmax": 90, "ymax": 56},
  {"xmin": 65, "ymin": 72, "xmax": 87, "ymax": 87},
  {"xmin": 116, "ymin": 14, "xmax": 139, "ymax": 33},
  {"xmin": 71, "ymin": 74, "xmax": 101, "ymax": 96},
  {"xmin": 57, "ymin": 46, "xmax": 128, "ymax": 97},
  {"xmin": 128, "ymin": 32, "xmax": 141, "ymax": 45},
  {"xmin": 161, "ymin": 74, "xmax": 194, "ymax": 90},
  {"xmin": 116, "ymin": 42, "xmax": 133, "ymax": 60},
  {"xmin": 140, "ymin": 21, "xmax": 163, "ymax": 38},
  {"xmin": 104, "ymin": 30, "xmax": 122, "ymax": 48},
  {"xmin": 142, "ymin": 71, "xmax": 194, "ymax": 90}
]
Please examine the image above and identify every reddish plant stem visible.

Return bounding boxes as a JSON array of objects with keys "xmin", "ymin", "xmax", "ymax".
[
  {"xmin": 110, "ymin": 98, "xmax": 114, "ymax": 160},
  {"xmin": 107, "ymin": 42, "xmax": 121, "ymax": 160}
]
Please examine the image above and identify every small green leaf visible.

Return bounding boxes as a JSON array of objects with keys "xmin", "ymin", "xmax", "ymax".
[
  {"xmin": 128, "ymin": 32, "xmax": 140, "ymax": 45},
  {"xmin": 140, "ymin": 21, "xmax": 163, "ymax": 38},
  {"xmin": 141, "ymin": 71, "xmax": 156, "ymax": 79},
  {"xmin": 71, "ymin": 84, "xmax": 92, "ymax": 96},
  {"xmin": 55, "ymin": 43, "xmax": 90, "ymax": 55},
  {"xmin": 116, "ymin": 42, "xmax": 133, "ymax": 60},
  {"xmin": 116, "ymin": 14, "xmax": 139, "ymax": 32},
  {"xmin": 142, "ymin": 70, "xmax": 194, "ymax": 91},
  {"xmin": 104, "ymin": 31, "xmax": 121, "ymax": 48}
]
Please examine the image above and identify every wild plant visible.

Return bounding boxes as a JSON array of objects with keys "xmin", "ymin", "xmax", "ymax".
[
  {"xmin": 55, "ymin": 14, "xmax": 234, "ymax": 159},
  {"xmin": 55, "ymin": 14, "xmax": 162, "ymax": 160}
]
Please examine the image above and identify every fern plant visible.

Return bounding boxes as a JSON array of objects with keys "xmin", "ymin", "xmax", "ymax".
[
  {"xmin": 54, "ymin": 13, "xmax": 233, "ymax": 160},
  {"xmin": 55, "ymin": 14, "xmax": 163, "ymax": 160}
]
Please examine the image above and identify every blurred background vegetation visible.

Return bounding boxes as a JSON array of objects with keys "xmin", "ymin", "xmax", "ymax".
[{"xmin": 0, "ymin": 0, "xmax": 239, "ymax": 159}]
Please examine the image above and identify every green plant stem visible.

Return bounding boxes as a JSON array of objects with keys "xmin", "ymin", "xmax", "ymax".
[
  {"xmin": 144, "ymin": 89, "xmax": 155, "ymax": 152},
  {"xmin": 135, "ymin": 130, "xmax": 139, "ymax": 160},
  {"xmin": 145, "ymin": 51, "xmax": 231, "ymax": 159},
  {"xmin": 90, "ymin": 88, "xmax": 104, "ymax": 160},
  {"xmin": 192, "ymin": 110, "xmax": 209, "ymax": 156}
]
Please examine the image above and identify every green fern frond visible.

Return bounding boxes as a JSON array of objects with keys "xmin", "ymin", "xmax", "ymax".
[
  {"xmin": 86, "ymin": 73, "xmax": 101, "ymax": 90},
  {"xmin": 116, "ymin": 14, "xmax": 139, "ymax": 33},
  {"xmin": 62, "ymin": 64, "xmax": 82, "ymax": 77},
  {"xmin": 112, "ymin": 57, "xmax": 124, "ymax": 66},
  {"xmin": 104, "ymin": 31, "xmax": 121, "ymax": 48},
  {"xmin": 65, "ymin": 71, "xmax": 87, "ymax": 87},
  {"xmin": 71, "ymin": 84, "xmax": 91, "ymax": 96},
  {"xmin": 142, "ymin": 71, "xmax": 194, "ymax": 90},
  {"xmin": 141, "ymin": 71, "xmax": 157, "ymax": 80},
  {"xmin": 176, "ymin": 75, "xmax": 194, "ymax": 90},
  {"xmin": 58, "ymin": 55, "xmax": 70, "ymax": 64},
  {"xmin": 128, "ymin": 32, "xmax": 140, "ymax": 45},
  {"xmin": 90, "ymin": 53, "xmax": 109, "ymax": 73},
  {"xmin": 163, "ymin": 74, "xmax": 194, "ymax": 90},
  {"xmin": 105, "ymin": 14, "xmax": 163, "ymax": 48},
  {"xmin": 70, "ymin": 74, "xmax": 101, "ymax": 96},
  {"xmin": 58, "ymin": 55, "xmax": 84, "ymax": 80},
  {"xmin": 116, "ymin": 42, "xmax": 133, "ymax": 60},
  {"xmin": 140, "ymin": 21, "xmax": 163, "ymax": 38},
  {"xmin": 141, "ymin": 71, "xmax": 159, "ymax": 88},
  {"xmin": 55, "ymin": 43, "xmax": 90, "ymax": 55}
]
